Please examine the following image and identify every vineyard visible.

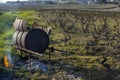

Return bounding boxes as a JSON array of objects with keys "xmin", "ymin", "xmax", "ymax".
[{"xmin": 0, "ymin": 10, "xmax": 120, "ymax": 80}]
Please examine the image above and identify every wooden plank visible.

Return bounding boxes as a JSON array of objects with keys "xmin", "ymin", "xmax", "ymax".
[{"xmin": 14, "ymin": 46, "xmax": 43, "ymax": 56}]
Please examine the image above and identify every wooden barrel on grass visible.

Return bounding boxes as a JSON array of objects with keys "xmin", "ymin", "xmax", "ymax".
[
  {"xmin": 17, "ymin": 32, "xmax": 24, "ymax": 47},
  {"xmin": 21, "ymin": 32, "xmax": 28, "ymax": 48},
  {"xmin": 13, "ymin": 29, "xmax": 49, "ymax": 53},
  {"xmin": 13, "ymin": 18, "xmax": 27, "ymax": 31},
  {"xmin": 13, "ymin": 31, "xmax": 19, "ymax": 45}
]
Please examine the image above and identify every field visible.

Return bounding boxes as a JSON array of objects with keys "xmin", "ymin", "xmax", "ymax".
[
  {"xmin": 0, "ymin": 6, "xmax": 120, "ymax": 80},
  {"xmin": 0, "ymin": 3, "xmax": 120, "ymax": 12}
]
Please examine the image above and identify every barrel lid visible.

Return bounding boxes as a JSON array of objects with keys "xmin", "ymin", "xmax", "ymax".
[{"xmin": 25, "ymin": 29, "xmax": 49, "ymax": 53}]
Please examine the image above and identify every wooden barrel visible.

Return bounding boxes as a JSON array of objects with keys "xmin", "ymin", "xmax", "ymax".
[
  {"xmin": 19, "ymin": 19, "xmax": 27, "ymax": 31},
  {"xmin": 25, "ymin": 29, "xmax": 49, "ymax": 53},
  {"xmin": 13, "ymin": 19, "xmax": 20, "ymax": 31},
  {"xmin": 13, "ymin": 31, "xmax": 19, "ymax": 45},
  {"xmin": 21, "ymin": 32, "xmax": 28, "ymax": 48},
  {"xmin": 17, "ymin": 32, "xmax": 24, "ymax": 47},
  {"xmin": 13, "ymin": 19, "xmax": 27, "ymax": 31},
  {"xmin": 13, "ymin": 29, "xmax": 49, "ymax": 53}
]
